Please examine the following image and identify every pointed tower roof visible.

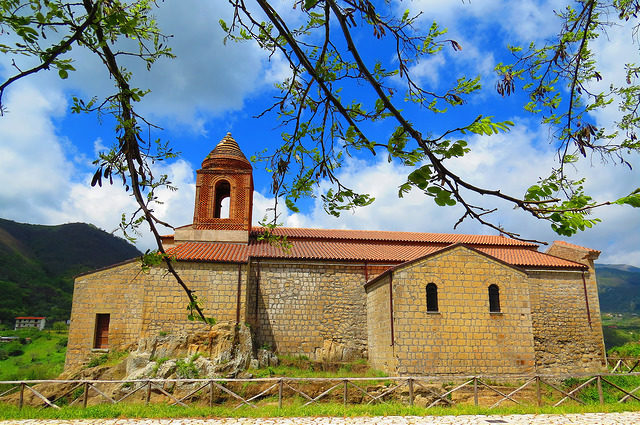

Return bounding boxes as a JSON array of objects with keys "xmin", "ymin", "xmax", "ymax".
[{"xmin": 201, "ymin": 132, "xmax": 252, "ymax": 170}]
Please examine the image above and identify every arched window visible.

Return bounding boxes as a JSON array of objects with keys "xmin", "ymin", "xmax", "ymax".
[
  {"xmin": 214, "ymin": 180, "xmax": 231, "ymax": 219},
  {"xmin": 489, "ymin": 284, "xmax": 501, "ymax": 313},
  {"xmin": 426, "ymin": 283, "xmax": 438, "ymax": 312}
]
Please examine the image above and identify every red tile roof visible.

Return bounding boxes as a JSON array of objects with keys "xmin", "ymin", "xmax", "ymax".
[
  {"xmin": 249, "ymin": 239, "xmax": 442, "ymax": 263},
  {"xmin": 168, "ymin": 242, "xmax": 249, "ymax": 262},
  {"xmin": 475, "ymin": 247, "xmax": 584, "ymax": 269},
  {"xmin": 15, "ymin": 317, "xmax": 45, "ymax": 320},
  {"xmin": 551, "ymin": 240, "xmax": 601, "ymax": 254},
  {"xmin": 251, "ymin": 227, "xmax": 538, "ymax": 246},
  {"xmin": 166, "ymin": 228, "xmax": 587, "ymax": 270}
]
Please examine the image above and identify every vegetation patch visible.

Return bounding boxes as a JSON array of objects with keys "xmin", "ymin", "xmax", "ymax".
[
  {"xmin": 248, "ymin": 355, "xmax": 386, "ymax": 379},
  {"xmin": 0, "ymin": 400, "xmax": 639, "ymax": 420},
  {"xmin": 608, "ymin": 342, "xmax": 640, "ymax": 358},
  {"xmin": 0, "ymin": 329, "xmax": 67, "ymax": 383}
]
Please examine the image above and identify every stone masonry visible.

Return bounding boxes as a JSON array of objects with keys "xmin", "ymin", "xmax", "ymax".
[
  {"xmin": 366, "ymin": 246, "xmax": 537, "ymax": 375},
  {"xmin": 65, "ymin": 134, "xmax": 607, "ymax": 375},
  {"xmin": 246, "ymin": 260, "xmax": 389, "ymax": 361}
]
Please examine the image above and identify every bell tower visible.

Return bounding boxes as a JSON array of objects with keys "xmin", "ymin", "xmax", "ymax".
[{"xmin": 174, "ymin": 132, "xmax": 253, "ymax": 244}]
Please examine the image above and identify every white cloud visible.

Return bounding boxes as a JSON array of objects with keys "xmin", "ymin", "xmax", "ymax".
[
  {"xmin": 0, "ymin": 83, "xmax": 72, "ymax": 223},
  {"xmin": 1, "ymin": 2, "xmax": 275, "ymax": 134},
  {"xmin": 0, "ymin": 79, "xmax": 199, "ymax": 251},
  {"xmin": 401, "ymin": 0, "xmax": 565, "ymax": 43},
  {"xmin": 50, "ymin": 159, "xmax": 197, "ymax": 250}
]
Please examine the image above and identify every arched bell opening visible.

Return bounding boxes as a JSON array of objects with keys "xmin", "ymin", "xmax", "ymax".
[{"xmin": 214, "ymin": 180, "xmax": 231, "ymax": 219}]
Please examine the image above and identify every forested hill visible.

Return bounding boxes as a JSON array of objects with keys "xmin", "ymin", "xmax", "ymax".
[
  {"xmin": 0, "ymin": 218, "xmax": 141, "ymax": 325},
  {"xmin": 596, "ymin": 264, "xmax": 640, "ymax": 314}
]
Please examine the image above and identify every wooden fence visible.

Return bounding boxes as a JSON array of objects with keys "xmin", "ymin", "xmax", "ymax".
[
  {"xmin": 1, "ymin": 372, "xmax": 639, "ymax": 410},
  {"xmin": 607, "ymin": 357, "xmax": 640, "ymax": 373}
]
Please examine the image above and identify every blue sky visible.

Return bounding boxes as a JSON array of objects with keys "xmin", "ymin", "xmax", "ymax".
[{"xmin": 0, "ymin": 0, "xmax": 638, "ymax": 266}]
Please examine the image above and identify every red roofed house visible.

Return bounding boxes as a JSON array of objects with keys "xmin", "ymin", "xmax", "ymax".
[
  {"xmin": 15, "ymin": 317, "xmax": 46, "ymax": 331},
  {"xmin": 66, "ymin": 134, "xmax": 606, "ymax": 375}
]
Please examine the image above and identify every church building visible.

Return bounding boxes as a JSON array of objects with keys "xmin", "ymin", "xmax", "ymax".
[{"xmin": 66, "ymin": 133, "xmax": 607, "ymax": 375}]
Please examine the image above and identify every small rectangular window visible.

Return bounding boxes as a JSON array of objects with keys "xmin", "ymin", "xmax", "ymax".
[
  {"xmin": 94, "ymin": 314, "xmax": 110, "ymax": 349},
  {"xmin": 489, "ymin": 285, "xmax": 501, "ymax": 313},
  {"xmin": 426, "ymin": 283, "xmax": 439, "ymax": 312}
]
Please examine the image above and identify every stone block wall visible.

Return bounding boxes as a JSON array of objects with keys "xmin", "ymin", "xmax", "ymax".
[
  {"xmin": 367, "ymin": 247, "xmax": 537, "ymax": 375},
  {"xmin": 527, "ymin": 270, "xmax": 606, "ymax": 373},
  {"xmin": 247, "ymin": 260, "xmax": 389, "ymax": 361},
  {"xmin": 65, "ymin": 261, "xmax": 246, "ymax": 370},
  {"xmin": 66, "ymin": 261, "xmax": 145, "ymax": 369},
  {"xmin": 365, "ymin": 275, "xmax": 395, "ymax": 372}
]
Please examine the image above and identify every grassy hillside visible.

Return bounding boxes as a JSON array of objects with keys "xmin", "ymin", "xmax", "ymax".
[
  {"xmin": 596, "ymin": 264, "xmax": 640, "ymax": 314},
  {"xmin": 0, "ymin": 218, "xmax": 140, "ymax": 325},
  {"xmin": 0, "ymin": 328, "xmax": 67, "ymax": 381}
]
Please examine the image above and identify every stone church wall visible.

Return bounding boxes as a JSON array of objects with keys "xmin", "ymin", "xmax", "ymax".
[
  {"xmin": 527, "ymin": 270, "xmax": 606, "ymax": 373},
  {"xmin": 247, "ymin": 260, "xmax": 389, "ymax": 361},
  {"xmin": 366, "ymin": 247, "xmax": 537, "ymax": 375},
  {"xmin": 365, "ymin": 275, "xmax": 395, "ymax": 372},
  {"xmin": 66, "ymin": 261, "xmax": 145, "ymax": 369},
  {"xmin": 66, "ymin": 261, "xmax": 247, "ymax": 369}
]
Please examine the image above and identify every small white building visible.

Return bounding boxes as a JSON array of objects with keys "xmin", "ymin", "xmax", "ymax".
[{"xmin": 14, "ymin": 317, "xmax": 46, "ymax": 331}]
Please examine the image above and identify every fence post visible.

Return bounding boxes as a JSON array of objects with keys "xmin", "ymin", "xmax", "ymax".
[
  {"xmin": 343, "ymin": 379, "xmax": 348, "ymax": 406},
  {"xmin": 535, "ymin": 376, "xmax": 542, "ymax": 407},
  {"xmin": 209, "ymin": 381, "xmax": 214, "ymax": 408},
  {"xmin": 473, "ymin": 377, "xmax": 478, "ymax": 406},
  {"xmin": 146, "ymin": 380, "xmax": 151, "ymax": 405},
  {"xmin": 278, "ymin": 378, "xmax": 283, "ymax": 409},
  {"xmin": 19, "ymin": 382, "xmax": 24, "ymax": 410},
  {"xmin": 597, "ymin": 375, "xmax": 604, "ymax": 405},
  {"xmin": 409, "ymin": 378, "xmax": 414, "ymax": 407},
  {"xmin": 83, "ymin": 382, "xmax": 89, "ymax": 408}
]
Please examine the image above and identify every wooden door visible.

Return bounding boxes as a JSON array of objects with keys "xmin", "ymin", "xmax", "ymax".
[{"xmin": 94, "ymin": 314, "xmax": 110, "ymax": 349}]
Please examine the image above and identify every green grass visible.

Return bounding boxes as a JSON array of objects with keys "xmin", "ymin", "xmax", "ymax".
[
  {"xmin": 0, "ymin": 400, "xmax": 639, "ymax": 420},
  {"xmin": 608, "ymin": 342, "xmax": 640, "ymax": 357},
  {"xmin": 247, "ymin": 355, "xmax": 387, "ymax": 379},
  {"xmin": 0, "ymin": 329, "xmax": 67, "ymax": 382},
  {"xmin": 564, "ymin": 375, "xmax": 640, "ymax": 404}
]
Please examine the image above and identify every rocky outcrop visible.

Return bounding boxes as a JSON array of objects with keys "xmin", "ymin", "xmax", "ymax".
[{"xmin": 124, "ymin": 322, "xmax": 276, "ymax": 380}]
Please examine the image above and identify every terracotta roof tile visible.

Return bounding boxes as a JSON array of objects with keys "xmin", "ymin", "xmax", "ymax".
[
  {"xmin": 475, "ymin": 247, "xmax": 585, "ymax": 269},
  {"xmin": 250, "ymin": 239, "xmax": 441, "ymax": 262},
  {"xmin": 167, "ymin": 242, "xmax": 249, "ymax": 263},
  {"xmin": 552, "ymin": 240, "xmax": 601, "ymax": 254},
  {"xmin": 251, "ymin": 227, "xmax": 538, "ymax": 246},
  {"xmin": 167, "ymin": 238, "xmax": 586, "ymax": 269}
]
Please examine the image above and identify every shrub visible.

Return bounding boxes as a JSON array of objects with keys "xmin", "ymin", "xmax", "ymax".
[
  {"xmin": 608, "ymin": 342, "xmax": 640, "ymax": 357},
  {"xmin": 72, "ymin": 387, "xmax": 85, "ymax": 400},
  {"xmin": 0, "ymin": 348, "xmax": 7, "ymax": 360},
  {"xmin": 56, "ymin": 337, "xmax": 68, "ymax": 350},
  {"xmin": 52, "ymin": 321, "xmax": 68, "ymax": 332},
  {"xmin": 87, "ymin": 353, "xmax": 109, "ymax": 368},
  {"xmin": 175, "ymin": 356, "xmax": 200, "ymax": 379},
  {"xmin": 8, "ymin": 349, "xmax": 23, "ymax": 357}
]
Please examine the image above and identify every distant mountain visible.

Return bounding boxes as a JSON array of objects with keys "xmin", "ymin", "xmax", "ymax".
[
  {"xmin": 0, "ymin": 218, "xmax": 140, "ymax": 325},
  {"xmin": 596, "ymin": 263, "xmax": 640, "ymax": 314}
]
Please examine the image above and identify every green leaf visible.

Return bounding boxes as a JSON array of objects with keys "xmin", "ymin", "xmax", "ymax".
[
  {"xmin": 58, "ymin": 69, "xmax": 68, "ymax": 79},
  {"xmin": 615, "ymin": 192, "xmax": 640, "ymax": 207},
  {"xmin": 304, "ymin": 0, "xmax": 319, "ymax": 10}
]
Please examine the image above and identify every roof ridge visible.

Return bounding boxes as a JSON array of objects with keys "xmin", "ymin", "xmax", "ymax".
[
  {"xmin": 250, "ymin": 226, "xmax": 539, "ymax": 246},
  {"xmin": 552, "ymin": 240, "xmax": 601, "ymax": 254}
]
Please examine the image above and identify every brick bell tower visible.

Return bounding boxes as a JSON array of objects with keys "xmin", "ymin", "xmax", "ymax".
[{"xmin": 174, "ymin": 132, "xmax": 253, "ymax": 244}]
